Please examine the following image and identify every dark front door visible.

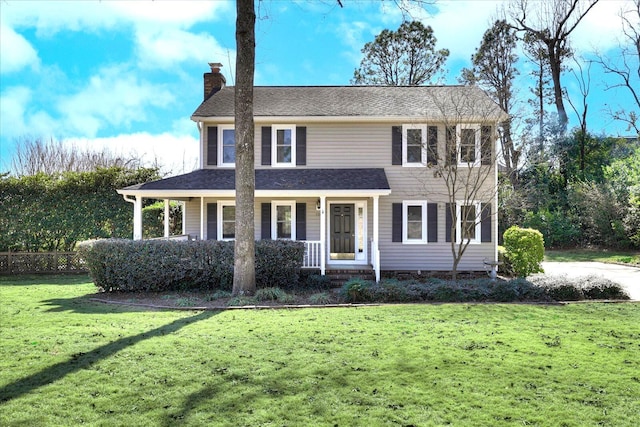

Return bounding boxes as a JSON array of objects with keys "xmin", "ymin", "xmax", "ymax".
[{"xmin": 330, "ymin": 204, "xmax": 355, "ymax": 260}]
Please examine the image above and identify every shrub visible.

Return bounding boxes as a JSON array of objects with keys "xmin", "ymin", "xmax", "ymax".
[
  {"xmin": 523, "ymin": 208, "xmax": 580, "ymax": 248},
  {"xmin": 78, "ymin": 238, "xmax": 304, "ymax": 293},
  {"xmin": 503, "ymin": 226, "xmax": 545, "ymax": 277},
  {"xmin": 254, "ymin": 287, "xmax": 294, "ymax": 302},
  {"xmin": 297, "ymin": 270, "xmax": 333, "ymax": 291},
  {"xmin": 255, "ymin": 240, "xmax": 305, "ymax": 289},
  {"xmin": 497, "ymin": 245, "xmax": 514, "ymax": 276},
  {"xmin": 309, "ymin": 292, "xmax": 332, "ymax": 305},
  {"xmin": 340, "ymin": 278, "xmax": 374, "ymax": 303},
  {"xmin": 580, "ymin": 275, "xmax": 630, "ymax": 300}
]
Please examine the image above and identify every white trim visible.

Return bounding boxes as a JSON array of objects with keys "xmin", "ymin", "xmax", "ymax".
[
  {"xmin": 402, "ymin": 200, "xmax": 428, "ymax": 244},
  {"xmin": 272, "ymin": 201, "xmax": 296, "ymax": 240},
  {"xmin": 456, "ymin": 200, "xmax": 482, "ymax": 245},
  {"xmin": 402, "ymin": 124, "xmax": 427, "ymax": 167},
  {"xmin": 117, "ymin": 188, "xmax": 392, "ymax": 199},
  {"xmin": 218, "ymin": 200, "xmax": 236, "ymax": 241},
  {"xmin": 191, "ymin": 115, "xmax": 509, "ymax": 124},
  {"xmin": 218, "ymin": 125, "xmax": 236, "ymax": 167},
  {"xmin": 271, "ymin": 124, "xmax": 296, "ymax": 167}
]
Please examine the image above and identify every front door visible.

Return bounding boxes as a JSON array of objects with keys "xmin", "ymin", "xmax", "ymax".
[{"xmin": 330, "ymin": 204, "xmax": 355, "ymax": 260}]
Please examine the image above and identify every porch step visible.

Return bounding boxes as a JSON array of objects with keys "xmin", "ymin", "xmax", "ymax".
[{"xmin": 325, "ymin": 269, "xmax": 375, "ymax": 287}]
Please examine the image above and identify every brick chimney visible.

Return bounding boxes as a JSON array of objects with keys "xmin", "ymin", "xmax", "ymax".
[{"xmin": 203, "ymin": 62, "xmax": 226, "ymax": 100}]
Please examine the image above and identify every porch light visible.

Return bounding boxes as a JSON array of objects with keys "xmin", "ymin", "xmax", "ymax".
[{"xmin": 316, "ymin": 199, "xmax": 321, "ymax": 211}]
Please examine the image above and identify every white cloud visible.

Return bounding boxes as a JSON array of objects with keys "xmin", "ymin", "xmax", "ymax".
[
  {"xmin": 64, "ymin": 132, "xmax": 199, "ymax": 175},
  {"xmin": 56, "ymin": 66, "xmax": 174, "ymax": 137},
  {"xmin": 135, "ymin": 28, "xmax": 234, "ymax": 70},
  {"xmin": 0, "ymin": 86, "xmax": 58, "ymax": 140},
  {"xmin": 0, "ymin": 24, "xmax": 39, "ymax": 74}
]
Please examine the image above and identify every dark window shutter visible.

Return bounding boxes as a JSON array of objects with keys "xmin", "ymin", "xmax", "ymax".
[
  {"xmin": 207, "ymin": 126, "xmax": 218, "ymax": 166},
  {"xmin": 427, "ymin": 203, "xmax": 438, "ymax": 242},
  {"xmin": 427, "ymin": 126, "xmax": 438, "ymax": 165},
  {"xmin": 481, "ymin": 125, "xmax": 492, "ymax": 165},
  {"xmin": 481, "ymin": 203, "xmax": 492, "ymax": 242},
  {"xmin": 296, "ymin": 203, "xmax": 306, "ymax": 240},
  {"xmin": 261, "ymin": 126, "xmax": 272, "ymax": 166},
  {"xmin": 261, "ymin": 203, "xmax": 272, "ymax": 239},
  {"xmin": 445, "ymin": 203, "xmax": 453, "ymax": 242},
  {"xmin": 446, "ymin": 126, "xmax": 456, "ymax": 166},
  {"xmin": 392, "ymin": 126, "xmax": 402, "ymax": 165},
  {"xmin": 392, "ymin": 203, "xmax": 402, "ymax": 242},
  {"xmin": 207, "ymin": 203, "xmax": 217, "ymax": 240},
  {"xmin": 296, "ymin": 126, "xmax": 306, "ymax": 166}
]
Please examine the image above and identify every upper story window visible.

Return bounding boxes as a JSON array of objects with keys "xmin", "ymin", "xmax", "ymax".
[
  {"xmin": 399, "ymin": 124, "xmax": 438, "ymax": 167},
  {"xmin": 445, "ymin": 124, "xmax": 493, "ymax": 167},
  {"xmin": 219, "ymin": 125, "xmax": 235, "ymax": 167},
  {"xmin": 272, "ymin": 125, "xmax": 296, "ymax": 167}
]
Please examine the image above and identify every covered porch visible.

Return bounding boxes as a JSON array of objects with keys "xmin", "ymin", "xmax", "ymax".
[{"xmin": 117, "ymin": 168, "xmax": 391, "ymax": 281}]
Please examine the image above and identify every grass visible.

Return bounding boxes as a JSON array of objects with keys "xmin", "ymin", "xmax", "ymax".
[
  {"xmin": 1, "ymin": 275, "xmax": 639, "ymax": 426},
  {"xmin": 545, "ymin": 248, "xmax": 640, "ymax": 265}
]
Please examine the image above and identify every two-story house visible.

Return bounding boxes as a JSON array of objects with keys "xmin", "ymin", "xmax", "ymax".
[{"xmin": 118, "ymin": 63, "xmax": 507, "ymax": 281}]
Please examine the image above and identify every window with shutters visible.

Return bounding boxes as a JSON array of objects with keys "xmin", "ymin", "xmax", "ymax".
[
  {"xmin": 272, "ymin": 125, "xmax": 296, "ymax": 167},
  {"xmin": 220, "ymin": 202, "xmax": 236, "ymax": 240},
  {"xmin": 401, "ymin": 125, "xmax": 438, "ymax": 166},
  {"xmin": 218, "ymin": 125, "xmax": 235, "ymax": 167}
]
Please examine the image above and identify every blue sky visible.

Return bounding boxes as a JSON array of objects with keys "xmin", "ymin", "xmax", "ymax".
[{"xmin": 1, "ymin": 0, "xmax": 637, "ymax": 175}]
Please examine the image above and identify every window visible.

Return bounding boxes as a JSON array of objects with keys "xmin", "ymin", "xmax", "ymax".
[
  {"xmin": 456, "ymin": 201, "xmax": 481, "ymax": 244},
  {"xmin": 219, "ymin": 125, "xmax": 235, "ymax": 167},
  {"xmin": 402, "ymin": 125, "xmax": 425, "ymax": 166},
  {"xmin": 272, "ymin": 201, "xmax": 296, "ymax": 239},
  {"xmin": 402, "ymin": 201, "xmax": 428, "ymax": 243},
  {"xmin": 457, "ymin": 124, "xmax": 481, "ymax": 166},
  {"xmin": 401, "ymin": 124, "xmax": 438, "ymax": 166},
  {"xmin": 219, "ymin": 201, "xmax": 235, "ymax": 240},
  {"xmin": 272, "ymin": 125, "xmax": 296, "ymax": 167}
]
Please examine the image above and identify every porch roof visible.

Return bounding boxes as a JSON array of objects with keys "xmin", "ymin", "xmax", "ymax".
[{"xmin": 118, "ymin": 168, "xmax": 391, "ymax": 198}]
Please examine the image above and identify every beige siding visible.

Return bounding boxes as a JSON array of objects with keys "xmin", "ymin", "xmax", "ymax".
[{"xmin": 183, "ymin": 199, "xmax": 201, "ymax": 239}]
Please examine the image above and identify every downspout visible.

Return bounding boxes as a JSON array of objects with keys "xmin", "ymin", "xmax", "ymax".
[{"xmin": 197, "ymin": 121, "xmax": 204, "ymax": 169}]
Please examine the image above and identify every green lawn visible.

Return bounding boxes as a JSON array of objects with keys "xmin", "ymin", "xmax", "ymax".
[
  {"xmin": 545, "ymin": 248, "xmax": 640, "ymax": 266},
  {"xmin": 1, "ymin": 276, "xmax": 639, "ymax": 426}
]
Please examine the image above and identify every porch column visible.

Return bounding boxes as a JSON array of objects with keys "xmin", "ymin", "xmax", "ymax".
[
  {"xmin": 200, "ymin": 197, "xmax": 205, "ymax": 240},
  {"xmin": 373, "ymin": 195, "xmax": 380, "ymax": 282},
  {"xmin": 320, "ymin": 195, "xmax": 326, "ymax": 276},
  {"xmin": 133, "ymin": 196, "xmax": 143, "ymax": 240},
  {"xmin": 164, "ymin": 199, "xmax": 170, "ymax": 238}
]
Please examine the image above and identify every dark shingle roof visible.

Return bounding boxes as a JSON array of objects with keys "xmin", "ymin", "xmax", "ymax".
[
  {"xmin": 191, "ymin": 86, "xmax": 507, "ymax": 120},
  {"xmin": 122, "ymin": 168, "xmax": 390, "ymax": 192}
]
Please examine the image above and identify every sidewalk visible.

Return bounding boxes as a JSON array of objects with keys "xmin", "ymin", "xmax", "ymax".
[{"xmin": 540, "ymin": 261, "xmax": 640, "ymax": 301}]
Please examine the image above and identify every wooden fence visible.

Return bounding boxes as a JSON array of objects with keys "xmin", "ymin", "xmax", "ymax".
[{"xmin": 0, "ymin": 252, "xmax": 87, "ymax": 275}]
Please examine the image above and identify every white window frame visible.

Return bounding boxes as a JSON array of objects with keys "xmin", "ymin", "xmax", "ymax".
[
  {"xmin": 456, "ymin": 200, "xmax": 481, "ymax": 244},
  {"xmin": 218, "ymin": 125, "xmax": 236, "ymax": 167},
  {"xmin": 272, "ymin": 201, "xmax": 296, "ymax": 240},
  {"xmin": 402, "ymin": 124, "xmax": 427, "ymax": 166},
  {"xmin": 402, "ymin": 201, "xmax": 428, "ymax": 244},
  {"xmin": 272, "ymin": 125, "xmax": 296, "ymax": 167},
  {"xmin": 218, "ymin": 201, "xmax": 236, "ymax": 241},
  {"xmin": 457, "ymin": 124, "xmax": 481, "ymax": 167}
]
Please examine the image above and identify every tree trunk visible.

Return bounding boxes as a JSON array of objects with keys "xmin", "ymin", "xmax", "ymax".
[
  {"xmin": 548, "ymin": 44, "xmax": 568, "ymax": 131},
  {"xmin": 232, "ymin": 0, "xmax": 256, "ymax": 296}
]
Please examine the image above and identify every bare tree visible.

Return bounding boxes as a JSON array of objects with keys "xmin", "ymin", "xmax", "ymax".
[
  {"xmin": 591, "ymin": 0, "xmax": 640, "ymax": 134},
  {"xmin": 10, "ymin": 137, "xmax": 146, "ymax": 176},
  {"xmin": 412, "ymin": 88, "xmax": 506, "ymax": 280},
  {"xmin": 566, "ymin": 57, "xmax": 591, "ymax": 171},
  {"xmin": 232, "ymin": 0, "xmax": 257, "ymax": 296},
  {"xmin": 509, "ymin": 0, "xmax": 600, "ymax": 131}
]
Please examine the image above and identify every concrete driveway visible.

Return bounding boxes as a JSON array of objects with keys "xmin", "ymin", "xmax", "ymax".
[{"xmin": 540, "ymin": 261, "xmax": 640, "ymax": 301}]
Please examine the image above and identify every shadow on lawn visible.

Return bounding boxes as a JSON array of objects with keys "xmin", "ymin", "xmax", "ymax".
[{"xmin": 0, "ymin": 310, "xmax": 218, "ymax": 403}]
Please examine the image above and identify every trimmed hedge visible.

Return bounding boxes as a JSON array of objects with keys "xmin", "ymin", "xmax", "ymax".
[
  {"xmin": 77, "ymin": 239, "xmax": 304, "ymax": 292},
  {"xmin": 340, "ymin": 276, "xmax": 629, "ymax": 303}
]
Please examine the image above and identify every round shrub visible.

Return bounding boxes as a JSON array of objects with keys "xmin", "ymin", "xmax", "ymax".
[{"xmin": 503, "ymin": 226, "xmax": 545, "ymax": 277}]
